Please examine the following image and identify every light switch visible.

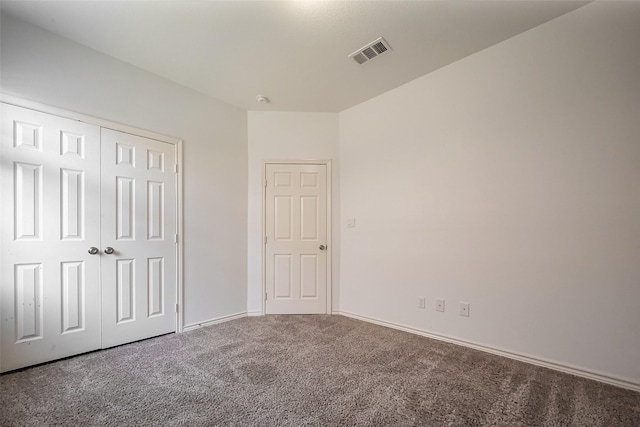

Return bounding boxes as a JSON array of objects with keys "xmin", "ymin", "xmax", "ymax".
[{"xmin": 347, "ymin": 218, "xmax": 356, "ymax": 228}]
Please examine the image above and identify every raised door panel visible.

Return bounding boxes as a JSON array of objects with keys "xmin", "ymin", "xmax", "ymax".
[
  {"xmin": 274, "ymin": 254, "xmax": 293, "ymax": 299},
  {"xmin": 116, "ymin": 259, "xmax": 136, "ymax": 323},
  {"xmin": 147, "ymin": 149, "xmax": 164, "ymax": 172},
  {"xmin": 13, "ymin": 121, "xmax": 43, "ymax": 151},
  {"xmin": 147, "ymin": 181, "xmax": 163, "ymax": 240},
  {"xmin": 14, "ymin": 263, "xmax": 44, "ymax": 342},
  {"xmin": 300, "ymin": 196, "xmax": 318, "ymax": 241},
  {"xmin": 300, "ymin": 255, "xmax": 318, "ymax": 299},
  {"xmin": 60, "ymin": 131, "xmax": 84, "ymax": 157},
  {"xmin": 116, "ymin": 143, "xmax": 135, "ymax": 167},
  {"xmin": 14, "ymin": 162, "xmax": 42, "ymax": 240},
  {"xmin": 147, "ymin": 257, "xmax": 164, "ymax": 317},
  {"xmin": 61, "ymin": 261, "xmax": 84, "ymax": 333},
  {"xmin": 116, "ymin": 177, "xmax": 135, "ymax": 240},
  {"xmin": 60, "ymin": 169, "xmax": 84, "ymax": 240},
  {"xmin": 274, "ymin": 196, "xmax": 293, "ymax": 241}
]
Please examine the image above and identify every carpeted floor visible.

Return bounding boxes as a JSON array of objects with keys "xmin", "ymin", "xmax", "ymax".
[{"xmin": 1, "ymin": 315, "xmax": 639, "ymax": 426}]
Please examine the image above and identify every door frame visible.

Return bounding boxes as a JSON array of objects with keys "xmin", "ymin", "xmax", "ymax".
[
  {"xmin": 261, "ymin": 159, "xmax": 332, "ymax": 316},
  {"xmin": 0, "ymin": 93, "xmax": 185, "ymax": 334}
]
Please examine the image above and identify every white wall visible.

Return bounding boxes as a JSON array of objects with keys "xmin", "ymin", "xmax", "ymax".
[
  {"xmin": 0, "ymin": 14, "xmax": 248, "ymax": 326},
  {"xmin": 247, "ymin": 112, "xmax": 339, "ymax": 314},
  {"xmin": 339, "ymin": 1, "xmax": 640, "ymax": 386}
]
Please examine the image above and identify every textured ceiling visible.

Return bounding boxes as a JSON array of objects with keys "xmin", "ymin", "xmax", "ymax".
[{"xmin": 0, "ymin": 1, "xmax": 589, "ymax": 112}]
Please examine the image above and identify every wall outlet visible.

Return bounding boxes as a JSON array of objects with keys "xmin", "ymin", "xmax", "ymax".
[
  {"xmin": 436, "ymin": 298, "xmax": 445, "ymax": 312},
  {"xmin": 418, "ymin": 296, "xmax": 426, "ymax": 309},
  {"xmin": 460, "ymin": 302, "xmax": 470, "ymax": 317}
]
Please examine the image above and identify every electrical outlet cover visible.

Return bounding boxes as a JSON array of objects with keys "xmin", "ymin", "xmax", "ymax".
[
  {"xmin": 460, "ymin": 302, "xmax": 470, "ymax": 317},
  {"xmin": 436, "ymin": 298, "xmax": 445, "ymax": 312}
]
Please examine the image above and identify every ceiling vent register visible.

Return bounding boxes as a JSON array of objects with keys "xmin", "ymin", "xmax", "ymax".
[{"xmin": 349, "ymin": 37, "xmax": 392, "ymax": 65}]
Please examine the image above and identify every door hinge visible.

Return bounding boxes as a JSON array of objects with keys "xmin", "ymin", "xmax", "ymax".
[
  {"xmin": 264, "ymin": 236, "xmax": 267, "ymax": 244},
  {"xmin": 265, "ymin": 179, "xmax": 267, "ymax": 188},
  {"xmin": 175, "ymin": 304, "xmax": 179, "ymax": 313},
  {"xmin": 174, "ymin": 234, "xmax": 178, "ymax": 243},
  {"xmin": 174, "ymin": 163, "xmax": 178, "ymax": 173},
  {"xmin": 265, "ymin": 292, "xmax": 267, "ymax": 301}
]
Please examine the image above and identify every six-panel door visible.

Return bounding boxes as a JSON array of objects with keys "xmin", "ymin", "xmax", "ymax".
[
  {"xmin": 265, "ymin": 164, "xmax": 327, "ymax": 314},
  {"xmin": 100, "ymin": 128, "xmax": 177, "ymax": 348},
  {"xmin": 0, "ymin": 104, "xmax": 102, "ymax": 372}
]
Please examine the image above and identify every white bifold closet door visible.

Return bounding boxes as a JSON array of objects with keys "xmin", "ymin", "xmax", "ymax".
[
  {"xmin": 100, "ymin": 128, "xmax": 177, "ymax": 348},
  {"xmin": 0, "ymin": 104, "xmax": 102, "ymax": 371},
  {"xmin": 0, "ymin": 104, "xmax": 177, "ymax": 372}
]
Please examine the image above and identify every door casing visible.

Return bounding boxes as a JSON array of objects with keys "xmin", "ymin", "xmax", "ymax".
[
  {"xmin": 0, "ymin": 94, "xmax": 185, "ymax": 344},
  {"xmin": 261, "ymin": 160, "xmax": 332, "ymax": 315}
]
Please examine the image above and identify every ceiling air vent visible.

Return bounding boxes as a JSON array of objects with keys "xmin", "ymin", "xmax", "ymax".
[{"xmin": 349, "ymin": 37, "xmax": 392, "ymax": 65}]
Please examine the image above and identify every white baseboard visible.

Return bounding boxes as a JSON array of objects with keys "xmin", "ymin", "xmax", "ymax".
[
  {"xmin": 247, "ymin": 311, "xmax": 263, "ymax": 317},
  {"xmin": 336, "ymin": 310, "xmax": 640, "ymax": 393},
  {"xmin": 182, "ymin": 312, "xmax": 247, "ymax": 332}
]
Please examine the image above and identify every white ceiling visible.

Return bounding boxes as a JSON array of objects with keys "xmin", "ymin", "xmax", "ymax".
[{"xmin": 1, "ymin": 0, "xmax": 589, "ymax": 112}]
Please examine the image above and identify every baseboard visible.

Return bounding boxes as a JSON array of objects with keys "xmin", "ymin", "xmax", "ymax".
[
  {"xmin": 182, "ymin": 312, "xmax": 247, "ymax": 332},
  {"xmin": 247, "ymin": 311, "xmax": 263, "ymax": 317},
  {"xmin": 335, "ymin": 310, "xmax": 640, "ymax": 393}
]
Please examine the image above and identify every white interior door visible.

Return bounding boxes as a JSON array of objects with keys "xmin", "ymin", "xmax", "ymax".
[
  {"xmin": 265, "ymin": 163, "xmax": 327, "ymax": 314},
  {"xmin": 1, "ymin": 104, "xmax": 102, "ymax": 372},
  {"xmin": 100, "ymin": 128, "xmax": 177, "ymax": 348}
]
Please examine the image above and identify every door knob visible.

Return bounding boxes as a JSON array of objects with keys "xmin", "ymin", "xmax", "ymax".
[
  {"xmin": 88, "ymin": 247, "xmax": 99, "ymax": 255},
  {"xmin": 104, "ymin": 247, "xmax": 115, "ymax": 255},
  {"xmin": 319, "ymin": 245, "xmax": 326, "ymax": 250}
]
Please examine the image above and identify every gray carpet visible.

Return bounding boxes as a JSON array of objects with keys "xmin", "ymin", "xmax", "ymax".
[{"xmin": 1, "ymin": 315, "xmax": 639, "ymax": 426}]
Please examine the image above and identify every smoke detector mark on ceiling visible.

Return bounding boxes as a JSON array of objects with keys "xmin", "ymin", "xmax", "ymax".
[{"xmin": 349, "ymin": 37, "xmax": 392, "ymax": 65}]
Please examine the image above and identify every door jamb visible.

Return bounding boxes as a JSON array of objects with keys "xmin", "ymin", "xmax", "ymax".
[
  {"xmin": 261, "ymin": 160, "xmax": 332, "ymax": 315},
  {"xmin": 0, "ymin": 93, "xmax": 185, "ymax": 333}
]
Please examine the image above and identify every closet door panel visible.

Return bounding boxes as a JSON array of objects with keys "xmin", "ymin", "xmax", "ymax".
[
  {"xmin": 100, "ymin": 128, "xmax": 177, "ymax": 348},
  {"xmin": 1, "ymin": 103, "xmax": 101, "ymax": 372}
]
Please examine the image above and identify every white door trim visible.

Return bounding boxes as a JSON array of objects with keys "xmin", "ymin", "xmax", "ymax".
[
  {"xmin": 261, "ymin": 159, "xmax": 332, "ymax": 316},
  {"xmin": 0, "ymin": 93, "xmax": 185, "ymax": 334}
]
